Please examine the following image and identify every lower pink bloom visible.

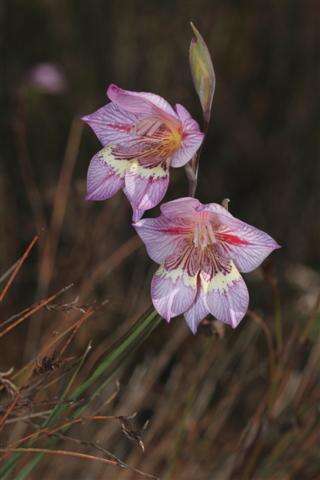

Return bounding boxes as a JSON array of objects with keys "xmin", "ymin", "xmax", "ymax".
[{"xmin": 134, "ymin": 198, "xmax": 280, "ymax": 333}]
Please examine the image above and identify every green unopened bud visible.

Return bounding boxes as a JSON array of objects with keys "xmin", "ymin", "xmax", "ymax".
[{"xmin": 189, "ymin": 22, "xmax": 215, "ymax": 124}]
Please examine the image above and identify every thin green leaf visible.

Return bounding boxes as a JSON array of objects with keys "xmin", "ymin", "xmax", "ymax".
[
  {"xmin": 2, "ymin": 343, "xmax": 92, "ymax": 480},
  {"xmin": 0, "ymin": 308, "xmax": 160, "ymax": 479}
]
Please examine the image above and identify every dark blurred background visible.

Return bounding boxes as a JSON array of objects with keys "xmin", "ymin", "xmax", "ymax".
[
  {"xmin": 1, "ymin": 1, "xmax": 320, "ymax": 479},
  {"xmin": 3, "ymin": 0, "xmax": 320, "ymax": 265}
]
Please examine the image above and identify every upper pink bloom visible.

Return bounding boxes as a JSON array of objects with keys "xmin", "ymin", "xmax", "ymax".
[
  {"xmin": 134, "ymin": 198, "xmax": 280, "ymax": 333},
  {"xmin": 82, "ymin": 85, "xmax": 204, "ymax": 220}
]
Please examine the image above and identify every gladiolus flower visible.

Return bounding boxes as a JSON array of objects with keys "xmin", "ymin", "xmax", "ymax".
[
  {"xmin": 134, "ymin": 198, "xmax": 280, "ymax": 333},
  {"xmin": 82, "ymin": 85, "xmax": 204, "ymax": 220}
]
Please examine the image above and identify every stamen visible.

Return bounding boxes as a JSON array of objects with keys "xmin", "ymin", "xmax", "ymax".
[
  {"xmin": 206, "ymin": 222, "xmax": 216, "ymax": 243},
  {"xmin": 192, "ymin": 215, "xmax": 216, "ymax": 249},
  {"xmin": 116, "ymin": 117, "xmax": 182, "ymax": 167}
]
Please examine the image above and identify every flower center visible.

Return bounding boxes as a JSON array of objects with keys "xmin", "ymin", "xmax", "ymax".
[
  {"xmin": 115, "ymin": 117, "xmax": 182, "ymax": 167},
  {"xmin": 192, "ymin": 214, "xmax": 216, "ymax": 249},
  {"xmin": 166, "ymin": 127, "xmax": 182, "ymax": 152}
]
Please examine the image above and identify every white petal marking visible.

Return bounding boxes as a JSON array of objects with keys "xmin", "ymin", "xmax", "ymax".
[{"xmin": 100, "ymin": 145, "xmax": 129, "ymax": 177}]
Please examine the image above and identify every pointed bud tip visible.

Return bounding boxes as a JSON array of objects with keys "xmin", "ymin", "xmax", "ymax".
[{"xmin": 189, "ymin": 22, "xmax": 215, "ymax": 123}]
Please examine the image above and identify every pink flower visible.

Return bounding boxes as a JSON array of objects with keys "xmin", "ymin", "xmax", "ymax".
[
  {"xmin": 134, "ymin": 198, "xmax": 280, "ymax": 333},
  {"xmin": 82, "ymin": 85, "xmax": 204, "ymax": 220},
  {"xmin": 27, "ymin": 63, "xmax": 66, "ymax": 94}
]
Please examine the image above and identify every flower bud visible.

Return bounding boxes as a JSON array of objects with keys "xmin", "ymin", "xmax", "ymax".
[{"xmin": 189, "ymin": 22, "xmax": 215, "ymax": 123}]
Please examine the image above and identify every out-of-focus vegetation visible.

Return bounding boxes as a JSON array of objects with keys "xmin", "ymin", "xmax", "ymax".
[{"xmin": 1, "ymin": 1, "xmax": 320, "ymax": 479}]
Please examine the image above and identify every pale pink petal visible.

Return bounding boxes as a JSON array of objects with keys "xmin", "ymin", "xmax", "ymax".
[
  {"xmin": 207, "ymin": 206, "xmax": 281, "ymax": 273},
  {"xmin": 171, "ymin": 131, "xmax": 204, "ymax": 168},
  {"xmin": 171, "ymin": 104, "xmax": 204, "ymax": 167},
  {"xmin": 133, "ymin": 218, "xmax": 192, "ymax": 264},
  {"xmin": 219, "ymin": 227, "xmax": 280, "ymax": 273},
  {"xmin": 175, "ymin": 104, "xmax": 194, "ymax": 124},
  {"xmin": 133, "ymin": 92, "xmax": 178, "ymax": 118},
  {"xmin": 86, "ymin": 146, "xmax": 128, "ymax": 201},
  {"xmin": 203, "ymin": 262, "xmax": 249, "ymax": 328},
  {"xmin": 124, "ymin": 162, "xmax": 169, "ymax": 221},
  {"xmin": 151, "ymin": 265, "xmax": 197, "ymax": 322},
  {"xmin": 82, "ymin": 102, "xmax": 137, "ymax": 146},
  {"xmin": 201, "ymin": 202, "xmax": 234, "ymax": 218},
  {"xmin": 107, "ymin": 84, "xmax": 178, "ymax": 121},
  {"xmin": 184, "ymin": 291, "xmax": 210, "ymax": 334},
  {"xmin": 160, "ymin": 197, "xmax": 202, "ymax": 221}
]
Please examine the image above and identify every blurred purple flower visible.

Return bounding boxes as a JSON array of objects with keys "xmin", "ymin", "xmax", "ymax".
[
  {"xmin": 27, "ymin": 63, "xmax": 66, "ymax": 94},
  {"xmin": 82, "ymin": 84, "xmax": 204, "ymax": 220},
  {"xmin": 134, "ymin": 197, "xmax": 280, "ymax": 333}
]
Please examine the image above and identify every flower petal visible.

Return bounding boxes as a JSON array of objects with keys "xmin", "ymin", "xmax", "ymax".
[
  {"xmin": 82, "ymin": 103, "xmax": 137, "ymax": 146},
  {"xmin": 107, "ymin": 84, "xmax": 178, "ymax": 120},
  {"xmin": 201, "ymin": 202, "xmax": 234, "ymax": 218},
  {"xmin": 86, "ymin": 146, "xmax": 129, "ymax": 201},
  {"xmin": 160, "ymin": 197, "xmax": 202, "ymax": 221},
  {"xmin": 124, "ymin": 161, "xmax": 169, "ymax": 221},
  {"xmin": 133, "ymin": 218, "xmax": 192, "ymax": 264},
  {"xmin": 174, "ymin": 104, "xmax": 195, "ymax": 124},
  {"xmin": 133, "ymin": 92, "xmax": 178, "ymax": 118},
  {"xmin": 184, "ymin": 291, "xmax": 210, "ymax": 334},
  {"xmin": 206, "ymin": 207, "xmax": 281, "ymax": 273},
  {"xmin": 151, "ymin": 265, "xmax": 197, "ymax": 321},
  {"xmin": 203, "ymin": 261, "xmax": 249, "ymax": 328},
  {"xmin": 171, "ymin": 104, "xmax": 204, "ymax": 167}
]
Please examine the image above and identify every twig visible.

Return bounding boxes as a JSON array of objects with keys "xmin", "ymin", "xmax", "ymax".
[
  {"xmin": 0, "ymin": 394, "xmax": 21, "ymax": 433},
  {"xmin": 7, "ymin": 309, "xmax": 91, "ymax": 387},
  {"xmin": 1, "ymin": 306, "xmax": 35, "ymax": 329},
  {"xmin": 54, "ymin": 431, "xmax": 158, "ymax": 479},
  {"xmin": 4, "ymin": 415, "xmax": 118, "ymax": 454},
  {"xmin": 0, "ymin": 235, "xmax": 39, "ymax": 303},
  {"xmin": 0, "ymin": 260, "xmax": 19, "ymax": 285},
  {"xmin": 0, "ymin": 447, "xmax": 118, "ymax": 467},
  {"xmin": 0, "ymin": 284, "xmax": 74, "ymax": 338},
  {"xmin": 58, "ymin": 308, "xmax": 93, "ymax": 358},
  {"xmin": 38, "ymin": 118, "xmax": 83, "ymax": 297},
  {"xmin": 4, "ymin": 410, "xmax": 53, "ymax": 425}
]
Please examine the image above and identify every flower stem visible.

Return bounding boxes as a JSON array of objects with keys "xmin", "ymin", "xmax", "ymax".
[{"xmin": 185, "ymin": 118, "xmax": 210, "ymax": 198}]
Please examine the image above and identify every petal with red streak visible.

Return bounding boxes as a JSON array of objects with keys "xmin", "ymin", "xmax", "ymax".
[
  {"xmin": 133, "ymin": 218, "xmax": 192, "ymax": 265},
  {"xmin": 82, "ymin": 102, "xmax": 137, "ymax": 147},
  {"xmin": 205, "ymin": 205, "xmax": 281, "ymax": 273}
]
